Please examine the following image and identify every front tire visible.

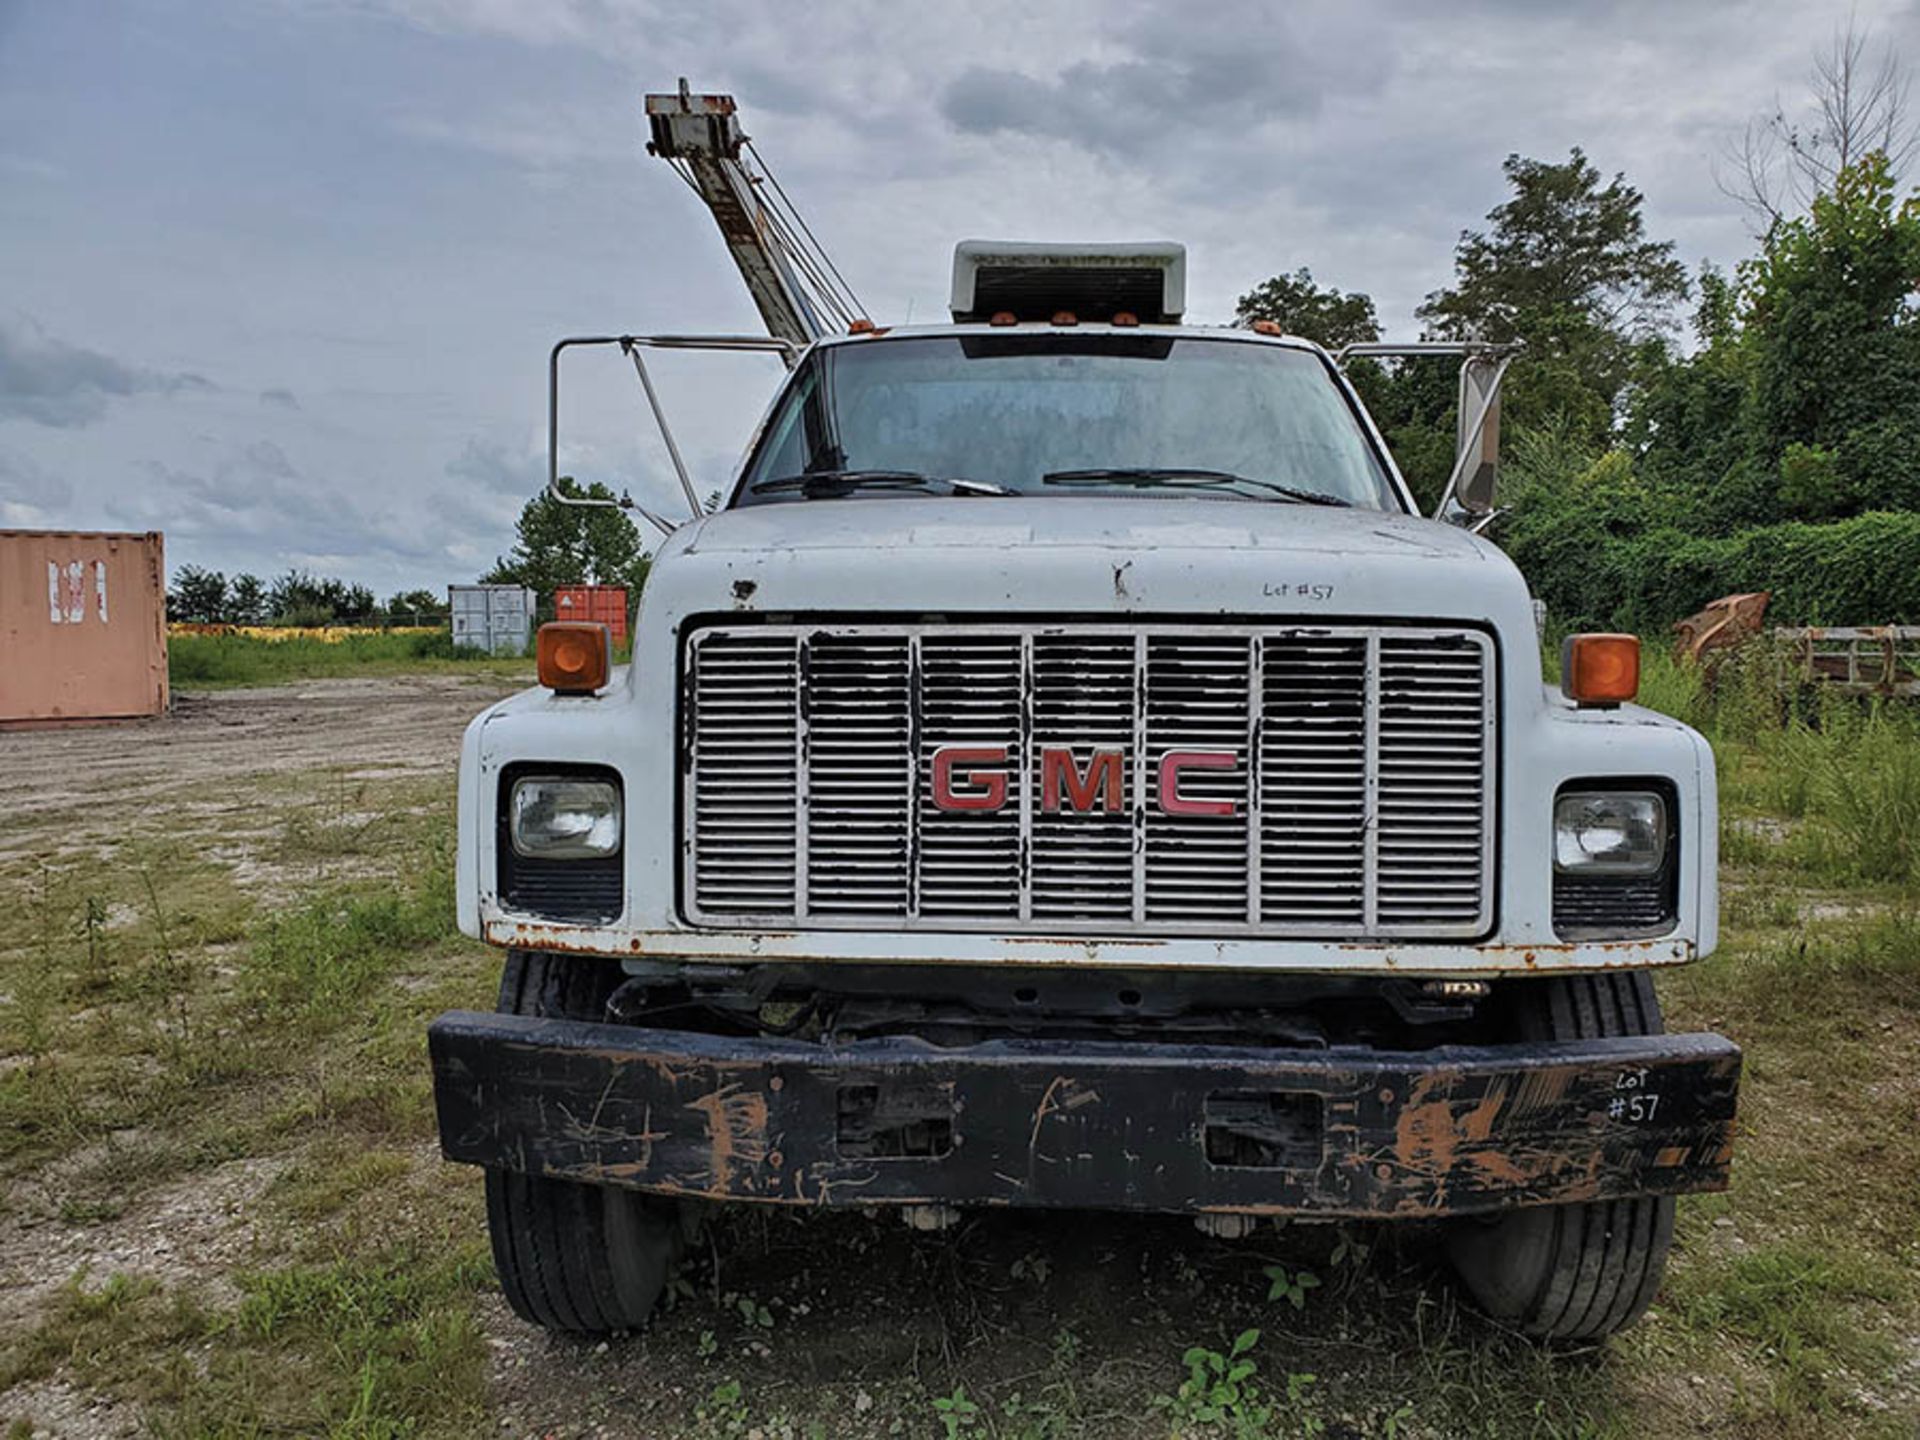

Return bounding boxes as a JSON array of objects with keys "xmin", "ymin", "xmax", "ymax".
[
  {"xmin": 484, "ymin": 950, "xmax": 685, "ymax": 1334},
  {"xmin": 1445, "ymin": 972, "xmax": 1676, "ymax": 1341}
]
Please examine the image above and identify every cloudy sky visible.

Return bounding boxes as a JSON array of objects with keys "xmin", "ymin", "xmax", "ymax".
[{"xmin": 0, "ymin": 0, "xmax": 1908, "ymax": 595}]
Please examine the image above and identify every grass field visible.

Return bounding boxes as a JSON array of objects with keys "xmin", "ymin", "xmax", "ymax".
[
  {"xmin": 167, "ymin": 629, "xmax": 535, "ymax": 688},
  {"xmin": 1, "ymin": 655, "xmax": 1916, "ymax": 1438}
]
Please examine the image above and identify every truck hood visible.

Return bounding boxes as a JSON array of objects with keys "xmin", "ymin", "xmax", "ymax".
[
  {"xmin": 681, "ymin": 496, "xmax": 1488, "ymax": 563},
  {"xmin": 638, "ymin": 496, "xmax": 1535, "ymax": 653}
]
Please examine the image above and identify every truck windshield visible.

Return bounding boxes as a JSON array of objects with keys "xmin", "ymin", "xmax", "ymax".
[{"xmin": 732, "ymin": 334, "xmax": 1401, "ymax": 510}]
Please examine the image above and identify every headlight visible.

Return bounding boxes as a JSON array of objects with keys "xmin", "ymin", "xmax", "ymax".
[
  {"xmin": 510, "ymin": 777, "xmax": 622, "ymax": 859},
  {"xmin": 1553, "ymin": 790, "xmax": 1668, "ymax": 875}
]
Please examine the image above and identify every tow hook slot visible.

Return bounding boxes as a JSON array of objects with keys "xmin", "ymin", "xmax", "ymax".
[
  {"xmin": 836, "ymin": 1080, "xmax": 956, "ymax": 1159},
  {"xmin": 1203, "ymin": 1091, "xmax": 1323, "ymax": 1170}
]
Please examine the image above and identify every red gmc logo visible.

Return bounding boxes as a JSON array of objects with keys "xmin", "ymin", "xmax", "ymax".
[{"xmin": 930, "ymin": 746, "xmax": 1238, "ymax": 817}]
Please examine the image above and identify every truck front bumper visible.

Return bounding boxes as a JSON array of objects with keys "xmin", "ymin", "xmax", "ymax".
[{"xmin": 429, "ymin": 1012, "xmax": 1739, "ymax": 1219}]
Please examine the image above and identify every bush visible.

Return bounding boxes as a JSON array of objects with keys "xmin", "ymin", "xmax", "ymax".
[
  {"xmin": 1619, "ymin": 511, "xmax": 1920, "ymax": 629},
  {"xmin": 1506, "ymin": 507, "xmax": 1920, "ymax": 632}
]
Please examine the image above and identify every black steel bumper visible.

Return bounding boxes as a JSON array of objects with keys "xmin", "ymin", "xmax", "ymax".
[{"xmin": 429, "ymin": 1012, "xmax": 1740, "ymax": 1219}]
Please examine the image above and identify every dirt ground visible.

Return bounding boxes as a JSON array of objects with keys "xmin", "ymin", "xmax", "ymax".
[
  {"xmin": 3, "ymin": 674, "xmax": 1917, "ymax": 1439},
  {"xmin": 0, "ymin": 676, "xmax": 498, "ymax": 853}
]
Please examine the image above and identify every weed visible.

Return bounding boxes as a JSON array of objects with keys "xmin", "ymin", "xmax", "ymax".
[
  {"xmin": 696, "ymin": 1377, "xmax": 751, "ymax": 1436},
  {"xmin": 244, "ymin": 839, "xmax": 457, "ymax": 1018},
  {"xmin": 1263, "ymin": 1264, "xmax": 1321, "ymax": 1310},
  {"xmin": 1159, "ymin": 1328, "xmax": 1271, "ymax": 1434},
  {"xmin": 1326, "ymin": 1231, "xmax": 1370, "ymax": 1272},
  {"xmin": 932, "ymin": 1384, "xmax": 981, "ymax": 1438},
  {"xmin": 220, "ymin": 1243, "xmax": 493, "ymax": 1433},
  {"xmin": 77, "ymin": 893, "xmax": 114, "ymax": 994},
  {"xmin": 0, "ymin": 1272, "xmax": 207, "ymax": 1394},
  {"xmin": 726, "ymin": 1291, "xmax": 775, "ymax": 1329},
  {"xmin": 1276, "ymin": 1371, "xmax": 1324, "ymax": 1436}
]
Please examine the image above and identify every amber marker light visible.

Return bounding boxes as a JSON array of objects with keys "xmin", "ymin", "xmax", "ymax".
[
  {"xmin": 537, "ymin": 622, "xmax": 612, "ymax": 694},
  {"xmin": 1561, "ymin": 633, "xmax": 1640, "ymax": 707}
]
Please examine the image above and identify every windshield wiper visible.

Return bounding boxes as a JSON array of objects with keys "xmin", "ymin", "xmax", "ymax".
[
  {"xmin": 1041, "ymin": 468, "xmax": 1352, "ymax": 507},
  {"xmin": 750, "ymin": 469, "xmax": 1015, "ymax": 497}
]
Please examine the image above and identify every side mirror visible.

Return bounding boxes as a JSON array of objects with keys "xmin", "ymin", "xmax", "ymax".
[
  {"xmin": 1334, "ymin": 341, "xmax": 1517, "ymax": 527},
  {"xmin": 1452, "ymin": 356, "xmax": 1503, "ymax": 517}
]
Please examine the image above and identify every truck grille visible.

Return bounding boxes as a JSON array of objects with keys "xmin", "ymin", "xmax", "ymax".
[{"xmin": 683, "ymin": 623, "xmax": 1496, "ymax": 938}]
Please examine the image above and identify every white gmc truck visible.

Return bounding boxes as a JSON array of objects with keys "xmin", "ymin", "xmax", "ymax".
[{"xmin": 429, "ymin": 240, "xmax": 1739, "ymax": 1343}]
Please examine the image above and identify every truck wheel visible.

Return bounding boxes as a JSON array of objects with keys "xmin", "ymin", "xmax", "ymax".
[
  {"xmin": 483, "ymin": 950, "xmax": 684, "ymax": 1333},
  {"xmin": 1445, "ymin": 972, "xmax": 1676, "ymax": 1342}
]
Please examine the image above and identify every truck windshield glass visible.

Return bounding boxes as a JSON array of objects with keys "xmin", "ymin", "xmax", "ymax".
[{"xmin": 734, "ymin": 334, "xmax": 1399, "ymax": 510}]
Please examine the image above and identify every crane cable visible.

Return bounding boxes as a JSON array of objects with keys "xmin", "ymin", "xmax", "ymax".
[{"xmin": 662, "ymin": 143, "xmax": 867, "ymax": 335}]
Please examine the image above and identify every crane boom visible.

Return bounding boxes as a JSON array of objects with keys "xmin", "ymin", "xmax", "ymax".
[{"xmin": 644, "ymin": 82, "xmax": 865, "ymax": 353}]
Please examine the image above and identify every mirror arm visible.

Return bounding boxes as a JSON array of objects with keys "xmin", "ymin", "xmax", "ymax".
[
  {"xmin": 619, "ymin": 338, "xmax": 704, "ymax": 519},
  {"xmin": 545, "ymin": 333, "xmax": 800, "ymax": 535}
]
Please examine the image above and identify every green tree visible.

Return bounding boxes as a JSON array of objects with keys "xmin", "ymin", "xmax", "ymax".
[
  {"xmin": 168, "ymin": 565, "xmax": 227, "ymax": 623},
  {"xmin": 1418, "ymin": 149, "xmax": 1689, "ymax": 442},
  {"xmin": 227, "ymin": 572, "xmax": 267, "ymax": 625},
  {"xmin": 1350, "ymin": 359, "xmax": 1463, "ymax": 516},
  {"xmin": 484, "ymin": 477, "xmax": 653, "ymax": 598},
  {"xmin": 267, "ymin": 571, "xmax": 376, "ymax": 625},
  {"xmin": 383, "ymin": 589, "xmax": 442, "ymax": 623},
  {"xmin": 1233, "ymin": 268, "xmax": 1382, "ymax": 351},
  {"xmin": 1738, "ymin": 151, "xmax": 1920, "ymax": 518}
]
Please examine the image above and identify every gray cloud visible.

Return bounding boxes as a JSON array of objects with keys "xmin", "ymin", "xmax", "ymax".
[
  {"xmin": 260, "ymin": 387, "xmax": 300, "ymax": 409},
  {"xmin": 446, "ymin": 437, "xmax": 543, "ymax": 496},
  {"xmin": 126, "ymin": 440, "xmax": 437, "ymax": 568},
  {"xmin": 0, "ymin": 314, "xmax": 211, "ymax": 428},
  {"xmin": 0, "ymin": 446, "xmax": 74, "ymax": 524},
  {"xmin": 942, "ymin": 3, "xmax": 1388, "ymax": 156}
]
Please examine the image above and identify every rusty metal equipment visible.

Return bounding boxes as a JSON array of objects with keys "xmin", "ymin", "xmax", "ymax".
[
  {"xmin": 0, "ymin": 529, "xmax": 168, "ymax": 725},
  {"xmin": 1673, "ymin": 592, "xmax": 1771, "ymax": 665},
  {"xmin": 645, "ymin": 81, "xmax": 867, "ymax": 349},
  {"xmin": 1773, "ymin": 625, "xmax": 1920, "ymax": 696}
]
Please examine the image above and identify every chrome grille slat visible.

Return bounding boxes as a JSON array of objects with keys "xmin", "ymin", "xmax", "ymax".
[{"xmin": 686, "ymin": 623, "xmax": 1494, "ymax": 938}]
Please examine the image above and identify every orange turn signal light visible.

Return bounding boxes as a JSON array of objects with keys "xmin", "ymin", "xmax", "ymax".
[
  {"xmin": 537, "ymin": 622, "xmax": 612, "ymax": 694},
  {"xmin": 1561, "ymin": 633, "xmax": 1640, "ymax": 707}
]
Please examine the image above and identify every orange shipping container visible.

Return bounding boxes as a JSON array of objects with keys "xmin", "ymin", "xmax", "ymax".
[
  {"xmin": 553, "ymin": 584, "xmax": 629, "ymax": 642},
  {"xmin": 0, "ymin": 530, "xmax": 168, "ymax": 725}
]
